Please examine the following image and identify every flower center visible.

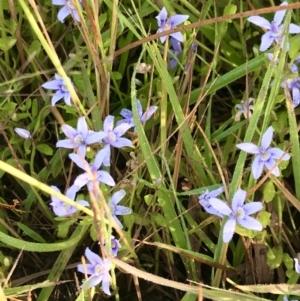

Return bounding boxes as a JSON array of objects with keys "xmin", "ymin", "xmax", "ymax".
[
  {"xmin": 161, "ymin": 20, "xmax": 171, "ymax": 31},
  {"xmin": 74, "ymin": 134, "xmax": 83, "ymax": 144},
  {"xmin": 95, "ymin": 264, "xmax": 105, "ymax": 274},
  {"xmin": 105, "ymin": 131, "xmax": 117, "ymax": 144},
  {"xmin": 66, "ymin": 1, "xmax": 75, "ymax": 9},
  {"xmin": 61, "ymin": 85, "xmax": 69, "ymax": 92},
  {"xmin": 260, "ymin": 150, "xmax": 271, "ymax": 161},
  {"xmin": 270, "ymin": 22, "xmax": 279, "ymax": 33},
  {"xmin": 235, "ymin": 207, "xmax": 245, "ymax": 219}
]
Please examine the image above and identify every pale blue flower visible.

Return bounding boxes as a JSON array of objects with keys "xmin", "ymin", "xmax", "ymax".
[
  {"xmin": 98, "ymin": 115, "xmax": 132, "ymax": 166},
  {"xmin": 236, "ymin": 126, "xmax": 290, "ymax": 179},
  {"xmin": 77, "ymin": 248, "xmax": 111, "ymax": 294},
  {"xmin": 50, "ymin": 185, "xmax": 89, "ymax": 217},
  {"xmin": 209, "ymin": 189, "xmax": 263, "ymax": 243},
  {"xmin": 69, "ymin": 148, "xmax": 115, "ymax": 192},
  {"xmin": 52, "ymin": 0, "xmax": 82, "ymax": 23},
  {"xmin": 117, "ymin": 100, "xmax": 158, "ymax": 132},
  {"xmin": 42, "ymin": 73, "xmax": 73, "ymax": 106},
  {"xmin": 108, "ymin": 190, "xmax": 132, "ymax": 229},
  {"xmin": 56, "ymin": 117, "xmax": 105, "ymax": 157},
  {"xmin": 247, "ymin": 1, "xmax": 300, "ymax": 51},
  {"xmin": 156, "ymin": 7, "xmax": 189, "ymax": 43},
  {"xmin": 198, "ymin": 186, "xmax": 224, "ymax": 217}
]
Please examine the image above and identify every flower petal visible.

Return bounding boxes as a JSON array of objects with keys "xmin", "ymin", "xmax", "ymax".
[
  {"xmin": 156, "ymin": 7, "xmax": 168, "ymax": 25},
  {"xmin": 111, "ymin": 137, "xmax": 132, "ymax": 148},
  {"xmin": 103, "ymin": 115, "xmax": 114, "ymax": 132},
  {"xmin": 247, "ymin": 16, "xmax": 271, "ymax": 29},
  {"xmin": 141, "ymin": 106, "xmax": 158, "ymax": 123},
  {"xmin": 289, "ymin": 23, "xmax": 300, "ymax": 34},
  {"xmin": 252, "ymin": 156, "xmax": 264, "ymax": 179},
  {"xmin": 85, "ymin": 247, "xmax": 102, "ymax": 265},
  {"xmin": 92, "ymin": 148, "xmax": 107, "ymax": 170},
  {"xmin": 52, "ymin": 0, "xmax": 66, "ymax": 4},
  {"xmin": 113, "ymin": 123, "xmax": 131, "ymax": 137},
  {"xmin": 109, "ymin": 189, "xmax": 126, "ymax": 206},
  {"xmin": 101, "ymin": 274, "xmax": 111, "ymax": 295},
  {"xmin": 294, "ymin": 258, "xmax": 300, "ymax": 273},
  {"xmin": 97, "ymin": 171, "xmax": 115, "ymax": 186},
  {"xmin": 56, "ymin": 140, "xmax": 74, "ymax": 150},
  {"xmin": 77, "ymin": 117, "xmax": 88, "ymax": 135},
  {"xmin": 170, "ymin": 14, "xmax": 189, "ymax": 26},
  {"xmin": 170, "ymin": 32, "xmax": 184, "ymax": 42},
  {"xmin": 73, "ymin": 173, "xmax": 89, "ymax": 189},
  {"xmin": 57, "ymin": 6, "xmax": 70, "ymax": 23},
  {"xmin": 63, "ymin": 92, "xmax": 71, "ymax": 106},
  {"xmin": 115, "ymin": 205, "xmax": 132, "ymax": 216},
  {"xmin": 261, "ymin": 126, "xmax": 273, "ymax": 149},
  {"xmin": 112, "ymin": 215, "xmax": 124, "ymax": 229},
  {"xmin": 209, "ymin": 198, "xmax": 232, "ymax": 216},
  {"xmin": 69, "ymin": 153, "xmax": 88, "ymax": 170},
  {"xmin": 243, "ymin": 202, "xmax": 263, "ymax": 215},
  {"xmin": 42, "ymin": 79, "xmax": 61, "ymax": 90},
  {"xmin": 236, "ymin": 143, "xmax": 260, "ymax": 154},
  {"xmin": 85, "ymin": 132, "xmax": 106, "ymax": 144},
  {"xmin": 61, "ymin": 124, "xmax": 77, "ymax": 138},
  {"xmin": 292, "ymin": 86, "xmax": 300, "ymax": 108},
  {"xmin": 268, "ymin": 147, "xmax": 290, "ymax": 160},
  {"xmin": 238, "ymin": 216, "xmax": 263, "ymax": 231},
  {"xmin": 51, "ymin": 91, "xmax": 64, "ymax": 106},
  {"xmin": 273, "ymin": 2, "xmax": 287, "ymax": 26},
  {"xmin": 223, "ymin": 219, "xmax": 236, "ymax": 243},
  {"xmin": 77, "ymin": 145, "xmax": 87, "ymax": 157},
  {"xmin": 119, "ymin": 108, "xmax": 133, "ymax": 119},
  {"xmin": 260, "ymin": 31, "xmax": 274, "ymax": 52},
  {"xmin": 136, "ymin": 99, "xmax": 143, "ymax": 117},
  {"xmin": 231, "ymin": 189, "xmax": 246, "ymax": 211},
  {"xmin": 264, "ymin": 158, "xmax": 280, "ymax": 177}
]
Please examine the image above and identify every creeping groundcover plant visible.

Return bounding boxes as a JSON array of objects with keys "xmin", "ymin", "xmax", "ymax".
[{"xmin": 3, "ymin": 1, "xmax": 300, "ymax": 300}]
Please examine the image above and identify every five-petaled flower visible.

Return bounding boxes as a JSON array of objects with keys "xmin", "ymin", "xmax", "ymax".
[
  {"xmin": 77, "ymin": 248, "xmax": 111, "ymax": 294},
  {"xmin": 156, "ymin": 7, "xmax": 189, "ymax": 43},
  {"xmin": 236, "ymin": 126, "xmax": 290, "ymax": 179},
  {"xmin": 56, "ymin": 117, "xmax": 105, "ymax": 157},
  {"xmin": 69, "ymin": 148, "xmax": 115, "ymax": 192},
  {"xmin": 209, "ymin": 189, "xmax": 263, "ymax": 243},
  {"xmin": 98, "ymin": 115, "xmax": 132, "ymax": 166},
  {"xmin": 50, "ymin": 185, "xmax": 89, "ymax": 217},
  {"xmin": 247, "ymin": 1, "xmax": 300, "ymax": 52},
  {"xmin": 117, "ymin": 99, "xmax": 158, "ymax": 132},
  {"xmin": 52, "ymin": 0, "xmax": 82, "ymax": 23},
  {"xmin": 42, "ymin": 73, "xmax": 74, "ymax": 106},
  {"xmin": 107, "ymin": 189, "xmax": 132, "ymax": 229},
  {"xmin": 234, "ymin": 98, "xmax": 255, "ymax": 121},
  {"xmin": 198, "ymin": 186, "xmax": 224, "ymax": 218},
  {"xmin": 14, "ymin": 128, "xmax": 32, "ymax": 140}
]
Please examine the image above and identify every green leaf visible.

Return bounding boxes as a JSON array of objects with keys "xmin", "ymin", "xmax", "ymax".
[
  {"xmin": 263, "ymin": 181, "xmax": 276, "ymax": 203},
  {"xmin": 0, "ymin": 37, "xmax": 16, "ymax": 52},
  {"xmin": 17, "ymin": 222, "xmax": 46, "ymax": 243},
  {"xmin": 0, "ymin": 224, "xmax": 87, "ymax": 252},
  {"xmin": 36, "ymin": 144, "xmax": 53, "ymax": 156},
  {"xmin": 267, "ymin": 246, "xmax": 283, "ymax": 269},
  {"xmin": 57, "ymin": 219, "xmax": 77, "ymax": 238}
]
